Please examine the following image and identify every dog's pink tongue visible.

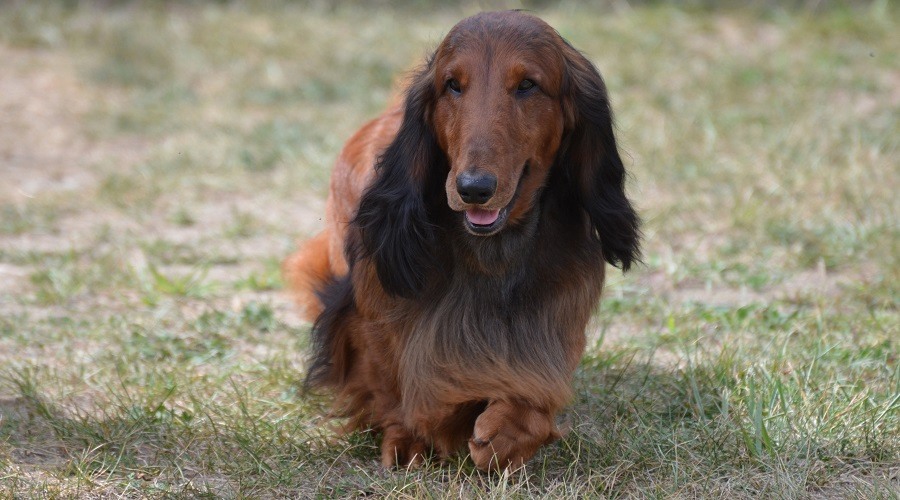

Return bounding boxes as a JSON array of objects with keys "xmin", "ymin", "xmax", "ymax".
[{"xmin": 465, "ymin": 208, "xmax": 500, "ymax": 226}]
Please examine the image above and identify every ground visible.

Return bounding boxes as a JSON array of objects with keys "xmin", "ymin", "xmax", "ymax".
[{"xmin": 0, "ymin": 1, "xmax": 897, "ymax": 498}]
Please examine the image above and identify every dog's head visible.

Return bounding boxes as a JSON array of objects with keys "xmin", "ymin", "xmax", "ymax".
[
  {"xmin": 355, "ymin": 11, "xmax": 640, "ymax": 296},
  {"xmin": 431, "ymin": 13, "xmax": 567, "ymax": 236}
]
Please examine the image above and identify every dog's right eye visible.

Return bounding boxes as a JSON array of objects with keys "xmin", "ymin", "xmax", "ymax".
[
  {"xmin": 517, "ymin": 79, "xmax": 537, "ymax": 94},
  {"xmin": 446, "ymin": 79, "xmax": 462, "ymax": 95}
]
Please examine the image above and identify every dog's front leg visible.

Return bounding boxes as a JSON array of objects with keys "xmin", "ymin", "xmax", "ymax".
[{"xmin": 468, "ymin": 399, "xmax": 561, "ymax": 471}]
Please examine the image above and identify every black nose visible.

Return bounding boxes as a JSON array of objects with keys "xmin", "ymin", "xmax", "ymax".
[{"xmin": 456, "ymin": 171, "xmax": 497, "ymax": 205}]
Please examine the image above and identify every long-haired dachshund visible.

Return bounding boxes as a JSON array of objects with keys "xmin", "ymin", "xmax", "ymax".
[{"xmin": 284, "ymin": 11, "xmax": 640, "ymax": 471}]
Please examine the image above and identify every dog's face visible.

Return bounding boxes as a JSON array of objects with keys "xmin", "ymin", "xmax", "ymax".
[
  {"xmin": 431, "ymin": 13, "xmax": 567, "ymax": 236},
  {"xmin": 355, "ymin": 10, "xmax": 639, "ymax": 297}
]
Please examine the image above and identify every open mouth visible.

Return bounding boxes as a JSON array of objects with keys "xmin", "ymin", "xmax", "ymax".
[
  {"xmin": 464, "ymin": 206, "xmax": 510, "ymax": 236},
  {"xmin": 462, "ymin": 163, "xmax": 528, "ymax": 236}
]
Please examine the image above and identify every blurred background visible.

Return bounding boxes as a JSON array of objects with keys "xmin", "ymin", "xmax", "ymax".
[{"xmin": 0, "ymin": 1, "xmax": 897, "ymax": 497}]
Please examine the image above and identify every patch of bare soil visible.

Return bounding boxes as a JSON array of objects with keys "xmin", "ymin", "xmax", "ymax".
[
  {"xmin": 640, "ymin": 261, "xmax": 862, "ymax": 309},
  {"xmin": 0, "ymin": 44, "xmax": 323, "ymax": 320},
  {"xmin": 0, "ymin": 397, "xmax": 68, "ymax": 466},
  {"xmin": 0, "ymin": 45, "xmax": 154, "ymax": 264},
  {"xmin": 0, "ymin": 47, "xmax": 96, "ymax": 202}
]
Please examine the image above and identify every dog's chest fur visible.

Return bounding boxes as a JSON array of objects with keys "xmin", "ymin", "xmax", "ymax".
[{"xmin": 396, "ymin": 203, "xmax": 605, "ymax": 411}]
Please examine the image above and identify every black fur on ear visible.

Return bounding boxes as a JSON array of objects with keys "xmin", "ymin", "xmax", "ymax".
[
  {"xmin": 351, "ymin": 61, "xmax": 444, "ymax": 297},
  {"xmin": 557, "ymin": 42, "xmax": 641, "ymax": 271}
]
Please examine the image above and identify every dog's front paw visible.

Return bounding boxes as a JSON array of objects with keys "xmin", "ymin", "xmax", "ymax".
[
  {"xmin": 381, "ymin": 424, "xmax": 428, "ymax": 468},
  {"xmin": 468, "ymin": 400, "xmax": 559, "ymax": 471}
]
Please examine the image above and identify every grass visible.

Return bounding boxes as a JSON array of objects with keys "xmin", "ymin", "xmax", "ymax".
[{"xmin": 0, "ymin": 0, "xmax": 897, "ymax": 497}]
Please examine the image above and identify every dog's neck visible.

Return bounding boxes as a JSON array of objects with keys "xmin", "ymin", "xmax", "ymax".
[{"xmin": 444, "ymin": 203, "xmax": 542, "ymax": 278}]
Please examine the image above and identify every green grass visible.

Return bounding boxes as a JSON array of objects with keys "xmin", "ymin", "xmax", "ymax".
[{"xmin": 0, "ymin": 1, "xmax": 897, "ymax": 497}]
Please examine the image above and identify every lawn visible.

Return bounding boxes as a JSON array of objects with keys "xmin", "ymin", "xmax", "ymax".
[{"xmin": 0, "ymin": 1, "xmax": 897, "ymax": 497}]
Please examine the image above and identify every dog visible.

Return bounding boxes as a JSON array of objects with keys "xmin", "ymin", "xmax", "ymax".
[{"xmin": 283, "ymin": 10, "xmax": 640, "ymax": 471}]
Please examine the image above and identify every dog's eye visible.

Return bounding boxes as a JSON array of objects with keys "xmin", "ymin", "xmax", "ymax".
[
  {"xmin": 446, "ymin": 79, "xmax": 462, "ymax": 94},
  {"xmin": 517, "ymin": 79, "xmax": 536, "ymax": 94}
]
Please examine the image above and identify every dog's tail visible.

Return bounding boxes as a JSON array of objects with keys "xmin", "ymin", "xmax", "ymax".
[{"xmin": 283, "ymin": 231, "xmax": 333, "ymax": 322}]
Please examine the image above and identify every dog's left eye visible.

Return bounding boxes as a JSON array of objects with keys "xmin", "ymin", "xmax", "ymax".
[
  {"xmin": 446, "ymin": 79, "xmax": 462, "ymax": 95},
  {"xmin": 517, "ymin": 79, "xmax": 537, "ymax": 94}
]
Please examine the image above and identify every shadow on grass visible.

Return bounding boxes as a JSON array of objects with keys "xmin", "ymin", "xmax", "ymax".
[
  {"xmin": 548, "ymin": 347, "xmax": 900, "ymax": 495},
  {"xmin": 0, "ymin": 369, "xmax": 341, "ymax": 497},
  {"xmin": 2, "ymin": 346, "xmax": 897, "ymax": 497}
]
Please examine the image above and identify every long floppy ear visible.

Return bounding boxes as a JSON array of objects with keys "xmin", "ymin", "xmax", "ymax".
[
  {"xmin": 559, "ymin": 43, "xmax": 641, "ymax": 271},
  {"xmin": 352, "ymin": 62, "xmax": 442, "ymax": 297}
]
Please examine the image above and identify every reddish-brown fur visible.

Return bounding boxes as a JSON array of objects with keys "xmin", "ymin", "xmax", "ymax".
[
  {"xmin": 284, "ymin": 11, "xmax": 640, "ymax": 471},
  {"xmin": 283, "ymin": 109, "xmax": 399, "ymax": 320}
]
